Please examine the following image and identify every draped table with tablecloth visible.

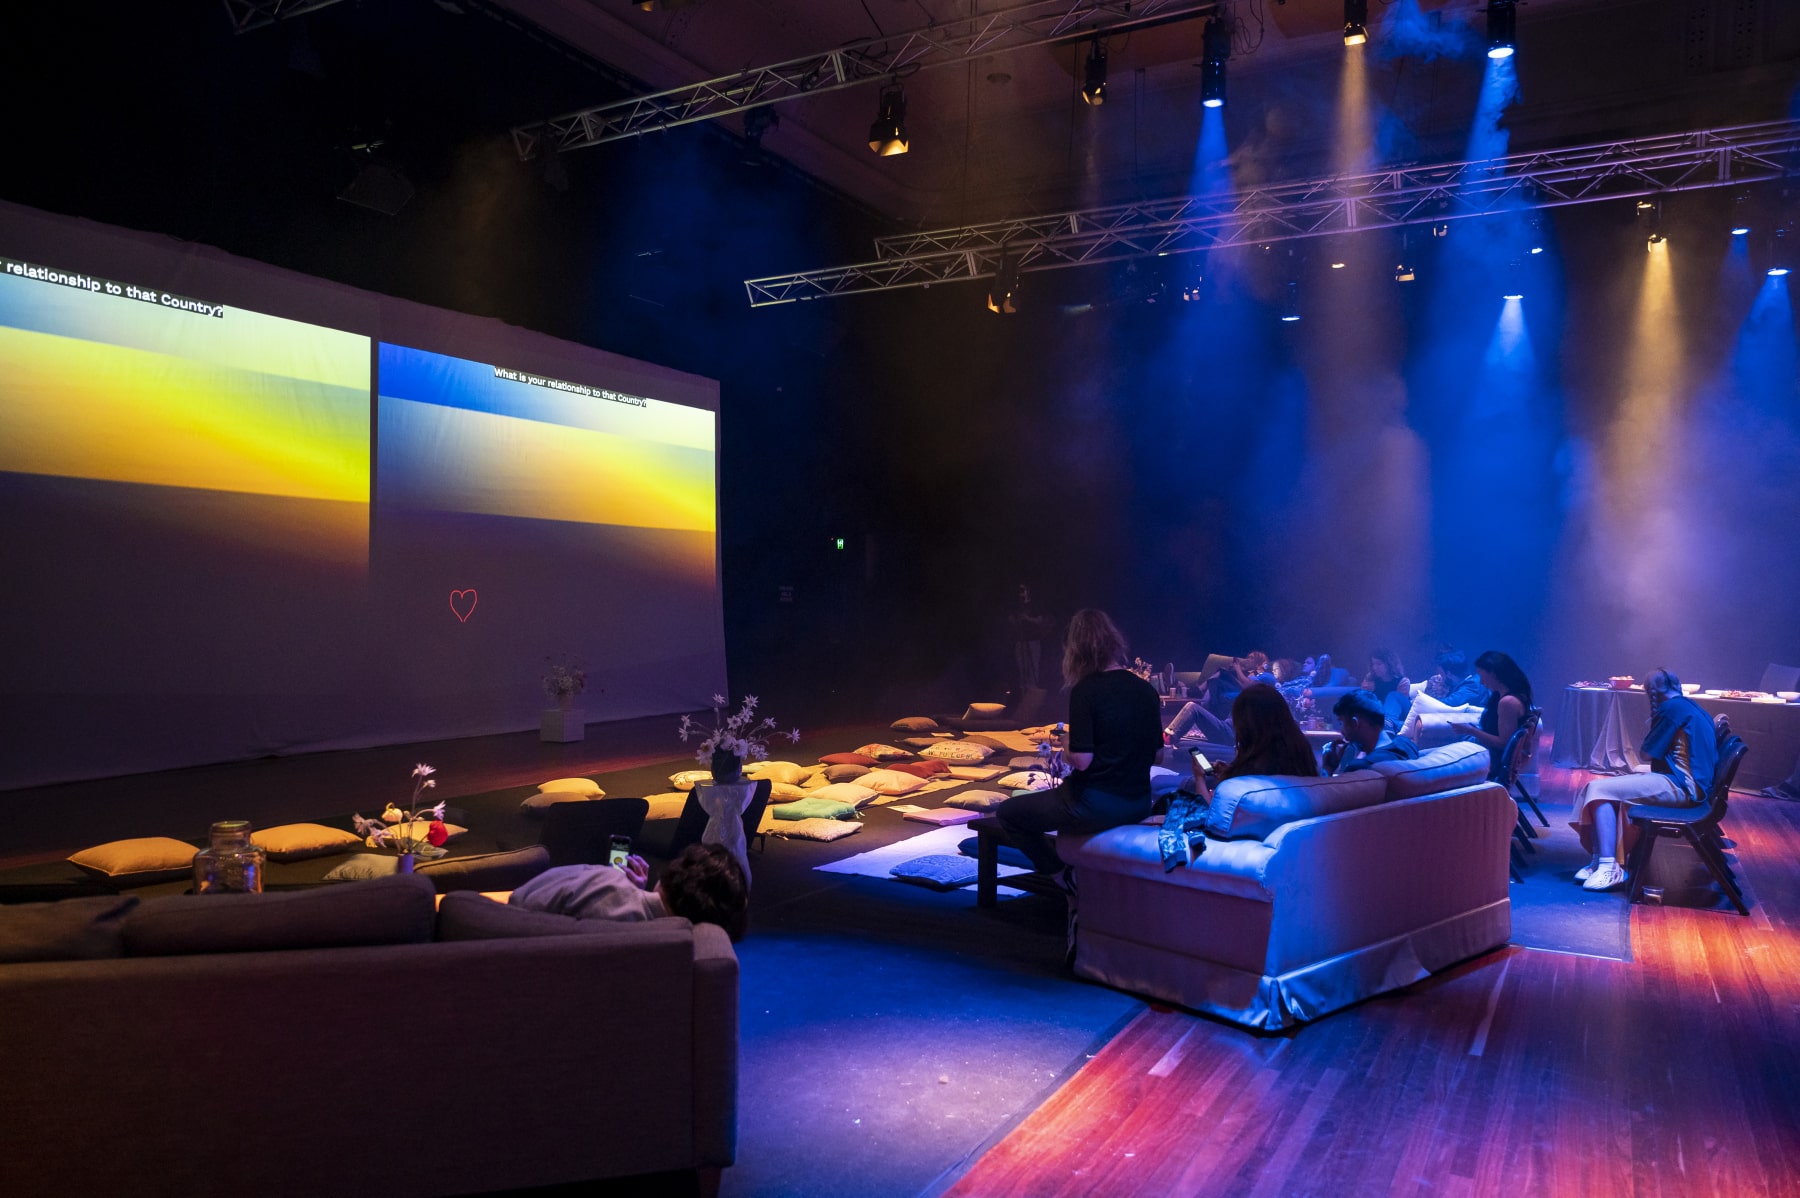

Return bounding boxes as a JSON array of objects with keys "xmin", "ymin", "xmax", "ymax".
[{"xmin": 1551, "ymin": 686, "xmax": 1800, "ymax": 792}]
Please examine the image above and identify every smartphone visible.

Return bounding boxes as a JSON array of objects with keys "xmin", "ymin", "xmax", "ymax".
[
  {"xmin": 1189, "ymin": 749, "xmax": 1213, "ymax": 772},
  {"xmin": 608, "ymin": 834, "xmax": 632, "ymax": 868}
]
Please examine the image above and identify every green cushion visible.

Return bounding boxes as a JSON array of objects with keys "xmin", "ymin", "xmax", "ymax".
[{"xmin": 770, "ymin": 798, "xmax": 858, "ymax": 822}]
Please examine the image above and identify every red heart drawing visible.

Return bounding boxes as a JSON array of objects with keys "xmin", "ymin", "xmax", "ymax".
[{"xmin": 449, "ymin": 589, "xmax": 478, "ymax": 622}]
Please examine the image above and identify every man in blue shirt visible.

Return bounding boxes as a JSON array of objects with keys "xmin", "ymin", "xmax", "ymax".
[{"xmin": 1321, "ymin": 690, "xmax": 1421, "ymax": 775}]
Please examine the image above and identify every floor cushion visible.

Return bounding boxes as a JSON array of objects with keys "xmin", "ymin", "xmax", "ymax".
[
  {"xmin": 853, "ymin": 744, "xmax": 915, "ymax": 762},
  {"xmin": 944, "ymin": 789, "xmax": 1009, "ymax": 812},
  {"xmin": 889, "ymin": 854, "xmax": 979, "ymax": 889},
  {"xmin": 920, "ymin": 741, "xmax": 994, "ymax": 762},
  {"xmin": 858, "ymin": 769, "xmax": 929, "ymax": 796},
  {"xmin": 68, "ymin": 837, "xmax": 197, "ymax": 885},
  {"xmin": 886, "ymin": 759, "xmax": 951, "ymax": 779},
  {"xmin": 823, "ymin": 763, "xmax": 870, "ymax": 782},
  {"xmin": 251, "ymin": 824, "xmax": 364, "ymax": 862},
  {"xmin": 820, "ymin": 752, "xmax": 878, "ymax": 767},
  {"xmin": 810, "ymin": 783, "xmax": 879, "ymax": 809},
  {"xmin": 891, "ymin": 716, "xmax": 940, "ymax": 733},
  {"xmin": 771, "ymin": 798, "xmax": 858, "ymax": 821},
  {"xmin": 772, "ymin": 818, "xmax": 863, "ymax": 842},
  {"xmin": 538, "ymin": 777, "xmax": 602, "ymax": 795}
]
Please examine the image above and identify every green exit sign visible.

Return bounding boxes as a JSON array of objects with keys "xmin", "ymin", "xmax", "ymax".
[{"xmin": 833, "ymin": 537, "xmax": 845, "ymax": 550}]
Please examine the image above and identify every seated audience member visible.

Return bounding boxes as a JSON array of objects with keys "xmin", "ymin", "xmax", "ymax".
[
  {"xmin": 1568, "ymin": 669, "xmax": 1716, "ymax": 892},
  {"xmin": 1451, "ymin": 650, "xmax": 1533, "ymax": 778},
  {"xmin": 1163, "ymin": 699, "xmax": 1233, "ymax": 748},
  {"xmin": 1362, "ymin": 647, "xmax": 1413, "ymax": 732},
  {"xmin": 1427, "ymin": 649, "xmax": 1489, "ymax": 707},
  {"xmin": 1203, "ymin": 652, "xmax": 1271, "ymax": 721},
  {"xmin": 1321, "ymin": 689, "xmax": 1421, "ymax": 775},
  {"xmin": 997, "ymin": 609, "xmax": 1163, "ymax": 883},
  {"xmin": 1180, "ymin": 683, "xmax": 1321, "ymax": 798},
  {"xmin": 510, "ymin": 843, "xmax": 750, "ymax": 940}
]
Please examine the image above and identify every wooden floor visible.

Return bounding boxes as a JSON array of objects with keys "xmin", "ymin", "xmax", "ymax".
[{"xmin": 945, "ymin": 781, "xmax": 1800, "ymax": 1198}]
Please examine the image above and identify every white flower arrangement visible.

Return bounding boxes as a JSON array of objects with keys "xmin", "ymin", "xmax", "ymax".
[
  {"xmin": 677, "ymin": 694, "xmax": 800, "ymax": 765},
  {"xmin": 352, "ymin": 764, "xmax": 448, "ymax": 858},
  {"xmin": 542, "ymin": 657, "xmax": 587, "ymax": 699}
]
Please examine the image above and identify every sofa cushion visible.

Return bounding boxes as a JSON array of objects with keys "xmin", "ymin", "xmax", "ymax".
[
  {"xmin": 0, "ymin": 895, "xmax": 139, "ymax": 963},
  {"xmin": 1202, "ymin": 771, "xmax": 1389, "ymax": 841},
  {"xmin": 1062, "ymin": 824, "xmax": 1279, "ymax": 902},
  {"xmin": 417, "ymin": 846, "xmax": 552, "ymax": 893},
  {"xmin": 67, "ymin": 837, "xmax": 196, "ymax": 885},
  {"xmin": 123, "ymin": 873, "xmax": 438, "ymax": 956},
  {"xmin": 1372, "ymin": 741, "xmax": 1491, "ymax": 799},
  {"xmin": 251, "ymin": 823, "xmax": 364, "ymax": 862},
  {"xmin": 538, "ymin": 776, "xmax": 602, "ymax": 795}
]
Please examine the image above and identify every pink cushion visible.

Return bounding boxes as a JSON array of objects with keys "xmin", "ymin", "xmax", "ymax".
[{"xmin": 1372, "ymin": 741, "xmax": 1492, "ymax": 800}]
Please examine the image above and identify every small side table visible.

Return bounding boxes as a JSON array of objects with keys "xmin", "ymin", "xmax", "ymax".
[{"xmin": 968, "ymin": 815, "xmax": 1066, "ymax": 908}]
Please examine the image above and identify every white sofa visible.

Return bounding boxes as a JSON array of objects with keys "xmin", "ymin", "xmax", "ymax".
[{"xmin": 1060, "ymin": 742, "xmax": 1514, "ymax": 1030}]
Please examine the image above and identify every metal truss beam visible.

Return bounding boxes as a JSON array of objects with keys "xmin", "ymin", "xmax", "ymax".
[
  {"xmin": 222, "ymin": 0, "xmax": 349, "ymax": 35},
  {"xmin": 743, "ymin": 120, "xmax": 1800, "ymax": 306},
  {"xmin": 510, "ymin": 0, "xmax": 1218, "ymax": 159}
]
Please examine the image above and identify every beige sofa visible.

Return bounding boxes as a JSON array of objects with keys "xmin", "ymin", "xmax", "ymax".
[
  {"xmin": 0, "ymin": 874, "xmax": 738, "ymax": 1197},
  {"xmin": 1061, "ymin": 742, "xmax": 1514, "ymax": 1030}
]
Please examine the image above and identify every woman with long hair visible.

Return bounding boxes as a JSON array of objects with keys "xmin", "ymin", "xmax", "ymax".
[
  {"xmin": 1217, "ymin": 683, "xmax": 1320, "ymax": 783},
  {"xmin": 1453, "ymin": 650, "xmax": 1533, "ymax": 777},
  {"xmin": 1363, "ymin": 647, "xmax": 1413, "ymax": 731},
  {"xmin": 996, "ymin": 609, "xmax": 1163, "ymax": 883}
]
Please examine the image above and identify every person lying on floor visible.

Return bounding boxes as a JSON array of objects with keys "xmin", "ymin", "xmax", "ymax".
[
  {"xmin": 1320, "ymin": 689, "xmax": 1421, "ymax": 775},
  {"xmin": 509, "ymin": 842, "xmax": 750, "ymax": 940},
  {"xmin": 1567, "ymin": 669, "xmax": 1716, "ymax": 893}
]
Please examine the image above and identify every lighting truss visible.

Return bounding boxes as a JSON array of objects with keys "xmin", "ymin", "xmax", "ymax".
[
  {"xmin": 742, "ymin": 120, "xmax": 1800, "ymax": 306},
  {"xmin": 510, "ymin": 0, "xmax": 1220, "ymax": 159},
  {"xmin": 221, "ymin": 0, "xmax": 348, "ymax": 34}
]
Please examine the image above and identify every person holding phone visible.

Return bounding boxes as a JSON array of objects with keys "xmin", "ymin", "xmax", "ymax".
[
  {"xmin": 510, "ymin": 843, "xmax": 751, "ymax": 940},
  {"xmin": 1321, "ymin": 689, "xmax": 1421, "ymax": 775},
  {"xmin": 995, "ymin": 609, "xmax": 1162, "ymax": 885},
  {"xmin": 1179, "ymin": 683, "xmax": 1321, "ymax": 800}
]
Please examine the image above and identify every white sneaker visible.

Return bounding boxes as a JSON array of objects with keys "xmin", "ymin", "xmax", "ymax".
[
  {"xmin": 1574, "ymin": 862, "xmax": 1598, "ymax": 882},
  {"xmin": 1582, "ymin": 861, "xmax": 1628, "ymax": 891}
]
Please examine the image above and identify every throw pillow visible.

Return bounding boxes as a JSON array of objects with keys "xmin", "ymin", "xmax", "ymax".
[
  {"xmin": 0, "ymin": 895, "xmax": 138, "ymax": 964},
  {"xmin": 996, "ymin": 770, "xmax": 1056, "ymax": 791},
  {"xmin": 889, "ymin": 854, "xmax": 980, "ymax": 889},
  {"xmin": 947, "ymin": 764, "xmax": 1008, "ymax": 781},
  {"xmin": 773, "ymin": 818, "xmax": 863, "ymax": 842},
  {"xmin": 746, "ymin": 760, "xmax": 809, "ymax": 785},
  {"xmin": 68, "ymin": 837, "xmax": 197, "ymax": 884},
  {"xmin": 771, "ymin": 798, "xmax": 858, "ymax": 821},
  {"xmin": 538, "ymin": 777, "xmax": 602, "ymax": 795},
  {"xmin": 669, "ymin": 769, "xmax": 712, "ymax": 791},
  {"xmin": 853, "ymin": 744, "xmax": 915, "ymax": 761},
  {"xmin": 943, "ymin": 789, "xmax": 1008, "ymax": 812},
  {"xmin": 819, "ymin": 752, "xmax": 878, "ymax": 767},
  {"xmin": 250, "ymin": 823, "xmax": 363, "ymax": 862},
  {"xmin": 811, "ymin": 783, "xmax": 879, "ymax": 808},
  {"xmin": 965, "ymin": 702, "xmax": 1007, "ymax": 716},
  {"xmin": 521, "ymin": 789, "xmax": 599, "ymax": 812},
  {"xmin": 322, "ymin": 854, "xmax": 400, "ymax": 883},
  {"xmin": 891, "ymin": 716, "xmax": 939, "ymax": 733},
  {"xmin": 823, "ymin": 763, "xmax": 870, "ymax": 782},
  {"xmin": 902, "ymin": 808, "xmax": 982, "ymax": 826},
  {"xmin": 123, "ymin": 874, "xmax": 437, "ymax": 956},
  {"xmin": 898, "ymin": 737, "xmax": 942, "ymax": 750},
  {"xmin": 364, "ymin": 822, "xmax": 467, "ymax": 849},
  {"xmin": 920, "ymin": 740, "xmax": 993, "ymax": 762},
  {"xmin": 858, "ymin": 769, "xmax": 928, "ymax": 796},
  {"xmin": 886, "ymin": 759, "xmax": 950, "ymax": 779},
  {"xmin": 769, "ymin": 782, "xmax": 809, "ymax": 801}
]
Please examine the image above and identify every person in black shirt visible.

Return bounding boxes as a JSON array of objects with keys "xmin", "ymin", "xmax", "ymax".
[{"xmin": 996, "ymin": 609, "xmax": 1162, "ymax": 879}]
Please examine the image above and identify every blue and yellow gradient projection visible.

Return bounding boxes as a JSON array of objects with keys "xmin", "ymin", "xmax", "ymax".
[
  {"xmin": 377, "ymin": 343, "xmax": 716, "ymax": 535},
  {"xmin": 0, "ymin": 269, "xmax": 371, "ymax": 560}
]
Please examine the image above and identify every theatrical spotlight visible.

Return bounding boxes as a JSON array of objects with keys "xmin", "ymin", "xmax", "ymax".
[
  {"xmin": 1639, "ymin": 196, "xmax": 1666, "ymax": 249},
  {"xmin": 1772, "ymin": 225, "xmax": 1792, "ymax": 276},
  {"xmin": 1344, "ymin": 0, "xmax": 1368, "ymax": 46},
  {"xmin": 868, "ymin": 87, "xmax": 910, "ymax": 156},
  {"xmin": 1082, "ymin": 37, "xmax": 1107, "ymax": 105},
  {"xmin": 987, "ymin": 251, "xmax": 1021, "ymax": 314},
  {"xmin": 1280, "ymin": 281, "xmax": 1301, "ymax": 322},
  {"xmin": 1200, "ymin": 17, "xmax": 1231, "ymax": 109},
  {"xmin": 1395, "ymin": 261, "xmax": 1416, "ymax": 282},
  {"xmin": 1486, "ymin": 0, "xmax": 1516, "ymax": 60}
]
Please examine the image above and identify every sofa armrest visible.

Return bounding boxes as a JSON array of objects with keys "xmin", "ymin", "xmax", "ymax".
[{"xmin": 690, "ymin": 922, "xmax": 739, "ymax": 1169}]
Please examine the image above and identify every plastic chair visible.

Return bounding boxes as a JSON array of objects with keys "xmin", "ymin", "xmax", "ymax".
[
  {"xmin": 538, "ymin": 797, "xmax": 650, "ymax": 867},
  {"xmin": 669, "ymin": 779, "xmax": 773, "ymax": 860},
  {"xmin": 1624, "ymin": 736, "xmax": 1749, "ymax": 915}
]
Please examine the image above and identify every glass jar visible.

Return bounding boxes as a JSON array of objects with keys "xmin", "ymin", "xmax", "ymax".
[{"xmin": 193, "ymin": 820, "xmax": 265, "ymax": 894}]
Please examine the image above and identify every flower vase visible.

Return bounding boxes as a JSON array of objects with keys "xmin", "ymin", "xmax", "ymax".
[
  {"xmin": 395, "ymin": 853, "xmax": 416, "ymax": 874},
  {"xmin": 557, "ymin": 691, "xmax": 574, "ymax": 711},
  {"xmin": 710, "ymin": 748, "xmax": 743, "ymax": 784}
]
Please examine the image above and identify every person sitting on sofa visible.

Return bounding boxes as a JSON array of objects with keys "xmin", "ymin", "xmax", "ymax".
[
  {"xmin": 996, "ymin": 608, "xmax": 1163, "ymax": 884},
  {"xmin": 1567, "ymin": 669, "xmax": 1716, "ymax": 893},
  {"xmin": 1362, "ymin": 648, "xmax": 1414, "ymax": 731},
  {"xmin": 1180, "ymin": 683, "xmax": 1320, "ymax": 798},
  {"xmin": 1450, "ymin": 650, "xmax": 1533, "ymax": 778},
  {"xmin": 1321, "ymin": 689, "xmax": 1421, "ymax": 775},
  {"xmin": 1425, "ymin": 649, "xmax": 1489, "ymax": 707},
  {"xmin": 510, "ymin": 843, "xmax": 750, "ymax": 940}
]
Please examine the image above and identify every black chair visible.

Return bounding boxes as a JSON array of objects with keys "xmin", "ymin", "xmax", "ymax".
[
  {"xmin": 669, "ymin": 778, "xmax": 773, "ymax": 860},
  {"xmin": 538, "ymin": 797, "xmax": 650, "ymax": 867},
  {"xmin": 1624, "ymin": 736, "xmax": 1749, "ymax": 915},
  {"xmin": 1492, "ymin": 707, "xmax": 1543, "ymax": 882}
]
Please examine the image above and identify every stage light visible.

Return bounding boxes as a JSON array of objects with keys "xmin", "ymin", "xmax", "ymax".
[
  {"xmin": 1503, "ymin": 292, "xmax": 1524, "ymax": 300},
  {"xmin": 1486, "ymin": 0, "xmax": 1516, "ymax": 59},
  {"xmin": 1343, "ymin": 0, "xmax": 1368, "ymax": 45},
  {"xmin": 1432, "ymin": 222, "xmax": 1450, "ymax": 238},
  {"xmin": 868, "ymin": 87, "xmax": 910, "ymax": 156},
  {"xmin": 1529, "ymin": 246, "xmax": 1544, "ymax": 255},
  {"xmin": 1280, "ymin": 280, "xmax": 1300, "ymax": 322},
  {"xmin": 987, "ymin": 251, "xmax": 1020, "ymax": 314},
  {"xmin": 1330, "ymin": 261, "xmax": 1346, "ymax": 269},
  {"xmin": 1200, "ymin": 17, "xmax": 1230, "ymax": 109},
  {"xmin": 1081, "ymin": 38, "xmax": 1107, "ymax": 105},
  {"xmin": 1770, "ymin": 268, "xmax": 1791, "ymax": 277},
  {"xmin": 1732, "ymin": 225, "xmax": 1752, "ymax": 236}
]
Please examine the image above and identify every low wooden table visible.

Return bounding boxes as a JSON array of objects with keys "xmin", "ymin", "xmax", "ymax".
[{"xmin": 968, "ymin": 815, "xmax": 1066, "ymax": 908}]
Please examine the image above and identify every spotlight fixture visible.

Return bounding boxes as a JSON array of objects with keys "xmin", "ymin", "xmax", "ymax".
[
  {"xmin": 868, "ymin": 87, "xmax": 910, "ymax": 156},
  {"xmin": 1343, "ymin": 0, "xmax": 1368, "ymax": 46},
  {"xmin": 1503, "ymin": 291, "xmax": 1524, "ymax": 301},
  {"xmin": 1486, "ymin": 0, "xmax": 1516, "ymax": 59},
  {"xmin": 1732, "ymin": 225, "xmax": 1752, "ymax": 236},
  {"xmin": 1640, "ymin": 196, "xmax": 1665, "ymax": 248},
  {"xmin": 742, "ymin": 105, "xmax": 779, "ymax": 148},
  {"xmin": 1280, "ymin": 281, "xmax": 1300, "ymax": 322},
  {"xmin": 1330, "ymin": 261, "xmax": 1347, "ymax": 270},
  {"xmin": 1431, "ymin": 222, "xmax": 1450, "ymax": 238},
  {"xmin": 987, "ymin": 251, "xmax": 1020, "ymax": 314},
  {"xmin": 1529, "ymin": 245, "xmax": 1544, "ymax": 255},
  {"xmin": 1081, "ymin": 37, "xmax": 1108, "ymax": 105},
  {"xmin": 1200, "ymin": 17, "xmax": 1231, "ymax": 109},
  {"xmin": 1770, "ymin": 268, "xmax": 1791, "ymax": 277}
]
